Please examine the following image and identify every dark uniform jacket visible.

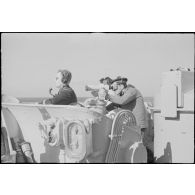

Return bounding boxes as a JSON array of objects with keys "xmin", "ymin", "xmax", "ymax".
[
  {"xmin": 109, "ymin": 85, "xmax": 148, "ymax": 129},
  {"xmin": 45, "ymin": 86, "xmax": 77, "ymax": 105}
]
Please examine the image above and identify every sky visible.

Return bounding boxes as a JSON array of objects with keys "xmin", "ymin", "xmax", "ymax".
[{"xmin": 1, "ymin": 33, "xmax": 194, "ymax": 98}]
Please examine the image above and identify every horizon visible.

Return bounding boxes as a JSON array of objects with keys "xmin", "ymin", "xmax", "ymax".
[
  {"xmin": 17, "ymin": 96, "xmax": 154, "ymax": 105},
  {"xmin": 16, "ymin": 95, "xmax": 154, "ymax": 98}
]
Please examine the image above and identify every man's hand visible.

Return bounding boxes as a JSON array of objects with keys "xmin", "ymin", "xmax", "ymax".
[
  {"xmin": 42, "ymin": 99, "xmax": 46, "ymax": 104},
  {"xmin": 49, "ymin": 88, "xmax": 53, "ymax": 96},
  {"xmin": 49, "ymin": 87, "xmax": 59, "ymax": 97},
  {"xmin": 105, "ymin": 92, "xmax": 110, "ymax": 100},
  {"xmin": 108, "ymin": 90, "xmax": 115, "ymax": 96},
  {"xmin": 91, "ymin": 90, "xmax": 98, "ymax": 97}
]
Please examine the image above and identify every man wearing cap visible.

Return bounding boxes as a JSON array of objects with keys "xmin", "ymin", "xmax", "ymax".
[
  {"xmin": 41, "ymin": 69, "xmax": 77, "ymax": 105},
  {"xmin": 106, "ymin": 77, "xmax": 148, "ymax": 134}
]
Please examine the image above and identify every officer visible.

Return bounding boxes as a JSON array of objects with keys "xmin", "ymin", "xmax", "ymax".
[{"xmin": 106, "ymin": 77, "xmax": 148, "ymax": 136}]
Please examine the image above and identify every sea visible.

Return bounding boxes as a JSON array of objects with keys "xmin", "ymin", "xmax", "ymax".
[{"xmin": 18, "ymin": 96, "xmax": 153, "ymax": 105}]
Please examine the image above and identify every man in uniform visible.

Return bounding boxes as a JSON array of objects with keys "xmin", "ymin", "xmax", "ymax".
[
  {"xmin": 106, "ymin": 77, "xmax": 148, "ymax": 141},
  {"xmin": 41, "ymin": 69, "xmax": 77, "ymax": 105}
]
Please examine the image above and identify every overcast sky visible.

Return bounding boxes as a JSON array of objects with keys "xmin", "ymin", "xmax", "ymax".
[{"xmin": 1, "ymin": 33, "xmax": 194, "ymax": 98}]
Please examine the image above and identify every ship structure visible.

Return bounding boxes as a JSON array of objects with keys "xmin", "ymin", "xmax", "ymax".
[{"xmin": 1, "ymin": 68, "xmax": 194, "ymax": 163}]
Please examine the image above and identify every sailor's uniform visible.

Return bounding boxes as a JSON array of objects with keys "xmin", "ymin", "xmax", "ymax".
[
  {"xmin": 44, "ymin": 85, "xmax": 77, "ymax": 105},
  {"xmin": 108, "ymin": 85, "xmax": 148, "ymax": 130}
]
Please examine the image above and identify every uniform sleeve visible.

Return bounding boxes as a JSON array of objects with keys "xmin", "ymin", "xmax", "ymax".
[
  {"xmin": 109, "ymin": 87, "xmax": 137, "ymax": 105},
  {"xmin": 44, "ymin": 90, "xmax": 72, "ymax": 105}
]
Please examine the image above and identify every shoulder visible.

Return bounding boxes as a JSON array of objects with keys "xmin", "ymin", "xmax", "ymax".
[
  {"xmin": 61, "ymin": 86, "xmax": 77, "ymax": 98},
  {"xmin": 61, "ymin": 86, "xmax": 74, "ymax": 92},
  {"xmin": 125, "ymin": 86, "xmax": 143, "ymax": 98},
  {"xmin": 57, "ymin": 87, "xmax": 74, "ymax": 97},
  {"xmin": 124, "ymin": 85, "xmax": 137, "ymax": 93}
]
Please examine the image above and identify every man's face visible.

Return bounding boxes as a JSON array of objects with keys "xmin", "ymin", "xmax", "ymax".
[
  {"xmin": 118, "ymin": 83, "xmax": 125, "ymax": 91},
  {"xmin": 103, "ymin": 79, "xmax": 108, "ymax": 85},
  {"xmin": 55, "ymin": 72, "xmax": 63, "ymax": 88},
  {"xmin": 111, "ymin": 81, "xmax": 124, "ymax": 92},
  {"xmin": 111, "ymin": 82, "xmax": 118, "ymax": 91}
]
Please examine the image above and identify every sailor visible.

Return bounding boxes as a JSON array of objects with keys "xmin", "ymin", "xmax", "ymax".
[
  {"xmin": 106, "ymin": 77, "xmax": 148, "ymax": 135},
  {"xmin": 41, "ymin": 69, "xmax": 77, "ymax": 105}
]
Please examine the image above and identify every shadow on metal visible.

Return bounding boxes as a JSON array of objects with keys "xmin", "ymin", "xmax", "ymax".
[{"xmin": 154, "ymin": 142, "xmax": 172, "ymax": 163}]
